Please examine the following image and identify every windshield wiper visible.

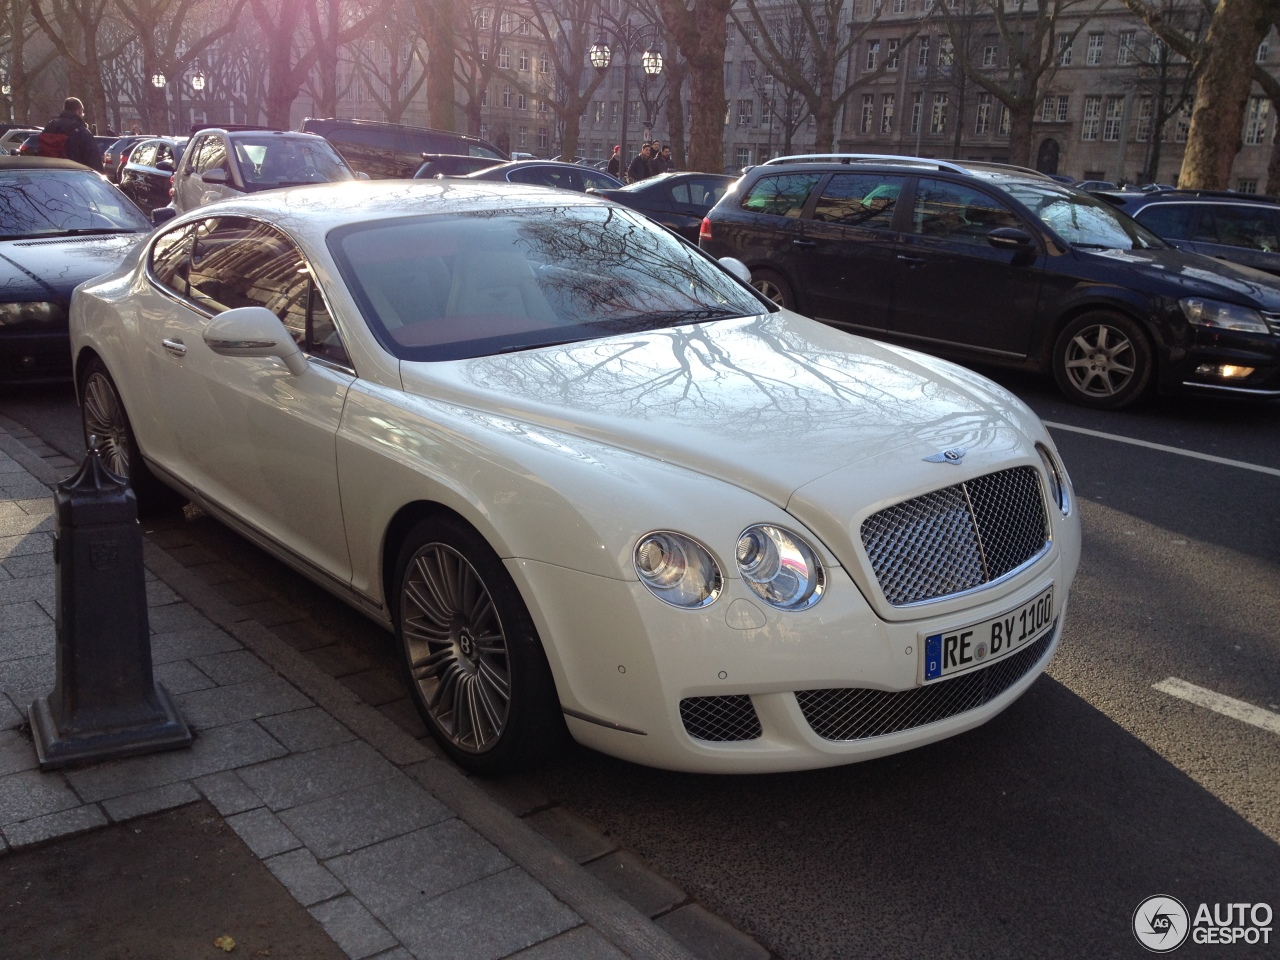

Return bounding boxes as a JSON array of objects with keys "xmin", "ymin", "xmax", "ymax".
[
  {"xmin": 5, "ymin": 228, "xmax": 135, "ymax": 240},
  {"xmin": 498, "ymin": 337, "xmax": 587, "ymax": 354},
  {"xmin": 1070, "ymin": 242, "xmax": 1114, "ymax": 250},
  {"xmin": 628, "ymin": 307, "xmax": 745, "ymax": 325}
]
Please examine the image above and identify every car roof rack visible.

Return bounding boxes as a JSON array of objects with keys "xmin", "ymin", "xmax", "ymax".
[
  {"xmin": 1144, "ymin": 188, "xmax": 1280, "ymax": 204},
  {"xmin": 762, "ymin": 153, "xmax": 972, "ymax": 175}
]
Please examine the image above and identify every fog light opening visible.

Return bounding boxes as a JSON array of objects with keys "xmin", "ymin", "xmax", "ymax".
[{"xmin": 1195, "ymin": 363, "xmax": 1255, "ymax": 379}]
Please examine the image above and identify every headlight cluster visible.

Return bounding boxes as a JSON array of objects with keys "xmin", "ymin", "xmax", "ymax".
[
  {"xmin": 1179, "ymin": 297, "xmax": 1270, "ymax": 335},
  {"xmin": 634, "ymin": 525, "xmax": 825, "ymax": 611},
  {"xmin": 1036, "ymin": 443, "xmax": 1071, "ymax": 515},
  {"xmin": 0, "ymin": 301, "xmax": 66, "ymax": 325}
]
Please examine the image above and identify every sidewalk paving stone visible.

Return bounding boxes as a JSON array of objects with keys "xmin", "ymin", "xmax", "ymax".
[
  {"xmin": 153, "ymin": 658, "xmax": 218, "ymax": 695},
  {"xmin": 102, "ymin": 781, "xmax": 200, "ymax": 821},
  {"xmin": 3, "ymin": 803, "xmax": 107, "ymax": 848},
  {"xmin": 176, "ymin": 677, "xmax": 312, "ymax": 728},
  {"xmin": 510, "ymin": 925, "xmax": 630, "ymax": 959},
  {"xmin": 258, "ymin": 706, "xmax": 356, "ymax": 753},
  {"xmin": 525, "ymin": 807, "xmax": 618, "ymax": 865},
  {"xmin": 195, "ymin": 771, "xmax": 263, "ymax": 816},
  {"xmin": 0, "ymin": 729, "xmax": 39, "ymax": 776},
  {"xmin": 0, "ymin": 576, "xmax": 54, "ymax": 606},
  {"xmin": 239, "ymin": 739, "xmax": 400, "ymax": 812},
  {"xmin": 0, "ymin": 532, "xmax": 52, "ymax": 559},
  {"xmin": 192, "ymin": 649, "xmax": 278, "ymax": 685},
  {"xmin": 0, "ymin": 769, "xmax": 85, "ymax": 825},
  {"xmin": 0, "ymin": 600, "xmax": 52, "ymax": 629},
  {"xmin": 0, "ymin": 695, "xmax": 22, "ymax": 730},
  {"xmin": 278, "ymin": 774, "xmax": 451, "ymax": 859},
  {"xmin": 0, "ymin": 623, "xmax": 54, "ymax": 663},
  {"xmin": 310, "ymin": 895, "xmax": 400, "ymax": 959},
  {"xmin": 265, "ymin": 847, "xmax": 348, "ymax": 906},
  {"xmin": 149, "ymin": 626, "xmax": 243, "ymax": 664},
  {"xmin": 226, "ymin": 805, "xmax": 304, "ymax": 858}
]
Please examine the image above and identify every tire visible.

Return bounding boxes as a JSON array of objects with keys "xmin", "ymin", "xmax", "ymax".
[
  {"xmin": 79, "ymin": 357, "xmax": 181, "ymax": 512},
  {"xmin": 393, "ymin": 516, "xmax": 565, "ymax": 775},
  {"xmin": 1051, "ymin": 311, "xmax": 1154, "ymax": 410},
  {"xmin": 750, "ymin": 268, "xmax": 795, "ymax": 310}
]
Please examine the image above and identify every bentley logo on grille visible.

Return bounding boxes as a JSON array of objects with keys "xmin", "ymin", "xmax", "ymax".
[{"xmin": 923, "ymin": 447, "xmax": 966, "ymax": 465}]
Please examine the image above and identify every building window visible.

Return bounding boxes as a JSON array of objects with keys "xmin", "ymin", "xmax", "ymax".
[
  {"xmin": 887, "ymin": 39, "xmax": 900, "ymax": 70},
  {"xmin": 1258, "ymin": 39, "xmax": 1270, "ymax": 62},
  {"xmin": 866, "ymin": 40, "xmax": 880, "ymax": 71},
  {"xmin": 1040, "ymin": 96, "xmax": 1056, "ymax": 122},
  {"xmin": 880, "ymin": 94, "xmax": 895, "ymax": 133},
  {"xmin": 517, "ymin": 93, "xmax": 527, "ymax": 110},
  {"xmin": 1134, "ymin": 95, "xmax": 1152, "ymax": 141},
  {"xmin": 741, "ymin": 61, "xmax": 755, "ymax": 84},
  {"xmin": 938, "ymin": 37, "xmax": 954, "ymax": 66},
  {"xmin": 736, "ymin": 146, "xmax": 752, "ymax": 167},
  {"xmin": 499, "ymin": 46, "xmax": 510, "ymax": 68},
  {"xmin": 1117, "ymin": 31, "xmax": 1135, "ymax": 65},
  {"xmin": 860, "ymin": 93, "xmax": 874, "ymax": 133},
  {"xmin": 982, "ymin": 44, "xmax": 998, "ymax": 68},
  {"xmin": 892, "ymin": 0, "xmax": 905, "ymax": 12},
  {"xmin": 476, "ymin": 9, "xmax": 490, "ymax": 29},
  {"xmin": 540, "ymin": 53, "xmax": 549, "ymax": 73},
  {"xmin": 1245, "ymin": 96, "xmax": 1270, "ymax": 145},
  {"xmin": 1102, "ymin": 96, "xmax": 1123, "ymax": 141},
  {"xmin": 611, "ymin": 101, "xmax": 619, "ymax": 124},
  {"xmin": 629, "ymin": 100, "xmax": 640, "ymax": 123},
  {"xmin": 519, "ymin": 18, "xmax": 530, "ymax": 35},
  {"xmin": 500, "ymin": 11, "xmax": 513, "ymax": 32},
  {"xmin": 917, "ymin": 36, "xmax": 930, "ymax": 68},
  {"xmin": 998, "ymin": 105, "xmax": 1010, "ymax": 136},
  {"xmin": 480, "ymin": 42, "xmax": 489, "ymax": 61},
  {"xmin": 519, "ymin": 50, "xmax": 529, "ymax": 71},
  {"xmin": 1057, "ymin": 34, "xmax": 1073, "ymax": 67},
  {"xmin": 592, "ymin": 141, "xmax": 602, "ymax": 159},
  {"xmin": 518, "ymin": 125, "xmax": 527, "ymax": 146},
  {"xmin": 481, "ymin": 87, "xmax": 489, "ymax": 107},
  {"xmin": 1081, "ymin": 95, "xmax": 1100, "ymax": 139},
  {"xmin": 1058, "ymin": 96, "xmax": 1070, "ymax": 122},
  {"xmin": 738, "ymin": 99, "xmax": 754, "ymax": 125},
  {"xmin": 930, "ymin": 93, "xmax": 948, "ymax": 133},
  {"xmin": 502, "ymin": 85, "xmax": 512, "ymax": 108},
  {"xmin": 1239, "ymin": 179, "xmax": 1259, "ymax": 193},
  {"xmin": 910, "ymin": 92, "xmax": 923, "ymax": 134},
  {"xmin": 975, "ymin": 92, "xmax": 991, "ymax": 134},
  {"xmin": 746, "ymin": 21, "xmax": 759, "ymax": 40},
  {"xmin": 1086, "ymin": 33, "xmax": 1104, "ymax": 66},
  {"xmin": 538, "ymin": 99, "xmax": 547, "ymax": 114},
  {"xmin": 538, "ymin": 127, "xmax": 548, "ymax": 148},
  {"xmin": 1175, "ymin": 109, "xmax": 1189, "ymax": 142}
]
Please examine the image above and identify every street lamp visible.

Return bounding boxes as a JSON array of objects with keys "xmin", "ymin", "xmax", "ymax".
[
  {"xmin": 151, "ymin": 72, "xmax": 166, "ymax": 89},
  {"xmin": 590, "ymin": 18, "xmax": 663, "ymax": 171},
  {"xmin": 190, "ymin": 70, "xmax": 206, "ymax": 128}
]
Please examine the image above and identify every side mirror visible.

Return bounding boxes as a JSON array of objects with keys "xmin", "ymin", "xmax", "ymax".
[
  {"xmin": 200, "ymin": 168, "xmax": 229, "ymax": 185},
  {"xmin": 987, "ymin": 227, "xmax": 1035, "ymax": 251},
  {"xmin": 151, "ymin": 206, "xmax": 177, "ymax": 226},
  {"xmin": 719, "ymin": 257, "xmax": 752, "ymax": 285},
  {"xmin": 202, "ymin": 306, "xmax": 307, "ymax": 375},
  {"xmin": 356, "ymin": 171, "xmax": 371, "ymax": 181},
  {"xmin": 155, "ymin": 159, "xmax": 174, "ymax": 173}
]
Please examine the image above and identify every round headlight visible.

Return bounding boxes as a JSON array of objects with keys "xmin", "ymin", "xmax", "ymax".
[
  {"xmin": 1036, "ymin": 443, "xmax": 1071, "ymax": 515},
  {"xmin": 634, "ymin": 531, "xmax": 722, "ymax": 608},
  {"xmin": 735, "ymin": 524, "xmax": 824, "ymax": 610}
]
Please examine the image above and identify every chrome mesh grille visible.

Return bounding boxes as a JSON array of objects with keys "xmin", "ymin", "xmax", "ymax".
[
  {"xmin": 861, "ymin": 466, "xmax": 1049, "ymax": 606},
  {"xmin": 1262, "ymin": 310, "xmax": 1280, "ymax": 335},
  {"xmin": 679, "ymin": 695, "xmax": 762, "ymax": 742},
  {"xmin": 796, "ymin": 626, "xmax": 1055, "ymax": 741}
]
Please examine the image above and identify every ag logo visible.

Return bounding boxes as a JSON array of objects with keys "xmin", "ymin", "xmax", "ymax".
[{"xmin": 1134, "ymin": 895, "xmax": 1190, "ymax": 953}]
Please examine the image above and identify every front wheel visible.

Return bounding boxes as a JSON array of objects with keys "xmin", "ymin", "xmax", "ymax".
[
  {"xmin": 394, "ymin": 516, "xmax": 565, "ymax": 775},
  {"xmin": 1051, "ymin": 311, "xmax": 1154, "ymax": 410},
  {"xmin": 750, "ymin": 268, "xmax": 795, "ymax": 310}
]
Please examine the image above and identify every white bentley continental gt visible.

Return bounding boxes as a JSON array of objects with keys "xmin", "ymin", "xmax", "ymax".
[{"xmin": 70, "ymin": 181, "xmax": 1080, "ymax": 775}]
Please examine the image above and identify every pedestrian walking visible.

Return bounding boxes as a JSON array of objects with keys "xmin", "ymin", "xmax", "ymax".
[
  {"xmin": 607, "ymin": 145, "xmax": 622, "ymax": 178},
  {"xmin": 38, "ymin": 97, "xmax": 103, "ymax": 171},
  {"xmin": 627, "ymin": 143, "xmax": 653, "ymax": 183}
]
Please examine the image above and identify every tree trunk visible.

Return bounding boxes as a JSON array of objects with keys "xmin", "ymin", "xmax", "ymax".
[
  {"xmin": 310, "ymin": 0, "xmax": 341, "ymax": 117},
  {"xmin": 812, "ymin": 100, "xmax": 836, "ymax": 153},
  {"xmin": 1267, "ymin": 126, "xmax": 1280, "ymax": 195},
  {"xmin": 1006, "ymin": 103, "xmax": 1034, "ymax": 167},
  {"xmin": 416, "ymin": 0, "xmax": 457, "ymax": 130},
  {"xmin": 560, "ymin": 119, "xmax": 580, "ymax": 162},
  {"xmin": 1180, "ymin": 0, "xmax": 1280, "ymax": 188},
  {"xmin": 686, "ymin": 58, "xmax": 725, "ymax": 173},
  {"xmin": 665, "ymin": 56, "xmax": 688, "ymax": 169},
  {"xmin": 257, "ymin": 0, "xmax": 308, "ymax": 128},
  {"xmin": 656, "ymin": 0, "xmax": 732, "ymax": 175}
]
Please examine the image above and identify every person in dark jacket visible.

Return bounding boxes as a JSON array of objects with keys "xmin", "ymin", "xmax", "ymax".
[
  {"xmin": 606, "ymin": 144, "xmax": 622, "ymax": 177},
  {"xmin": 627, "ymin": 143, "xmax": 653, "ymax": 183},
  {"xmin": 38, "ymin": 98, "xmax": 103, "ymax": 171}
]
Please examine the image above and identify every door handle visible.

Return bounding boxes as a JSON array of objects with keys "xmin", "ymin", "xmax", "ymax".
[
  {"xmin": 897, "ymin": 254, "xmax": 926, "ymax": 265},
  {"xmin": 792, "ymin": 239, "xmax": 817, "ymax": 248},
  {"xmin": 162, "ymin": 338, "xmax": 186, "ymax": 357}
]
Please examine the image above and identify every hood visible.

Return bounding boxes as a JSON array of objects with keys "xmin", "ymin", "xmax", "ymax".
[
  {"xmin": 1075, "ymin": 246, "xmax": 1280, "ymax": 309},
  {"xmin": 399, "ymin": 312, "xmax": 1039, "ymax": 509},
  {"xmin": 0, "ymin": 234, "xmax": 145, "ymax": 303}
]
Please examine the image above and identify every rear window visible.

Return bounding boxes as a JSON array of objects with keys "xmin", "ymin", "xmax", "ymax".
[
  {"xmin": 741, "ymin": 174, "xmax": 821, "ymax": 218},
  {"xmin": 1135, "ymin": 204, "xmax": 1198, "ymax": 240},
  {"xmin": 1197, "ymin": 205, "xmax": 1280, "ymax": 252}
]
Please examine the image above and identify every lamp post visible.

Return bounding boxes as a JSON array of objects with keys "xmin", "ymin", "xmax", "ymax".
[
  {"xmin": 1, "ymin": 75, "xmax": 11, "ymax": 124},
  {"xmin": 190, "ymin": 68, "xmax": 206, "ymax": 128},
  {"xmin": 589, "ymin": 19, "xmax": 663, "ymax": 171},
  {"xmin": 150, "ymin": 71, "xmax": 167, "ymax": 134}
]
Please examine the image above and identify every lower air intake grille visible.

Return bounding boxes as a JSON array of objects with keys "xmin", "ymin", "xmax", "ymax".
[
  {"xmin": 860, "ymin": 466, "xmax": 1049, "ymax": 606},
  {"xmin": 795, "ymin": 626, "xmax": 1055, "ymax": 742},
  {"xmin": 680, "ymin": 695, "xmax": 762, "ymax": 742}
]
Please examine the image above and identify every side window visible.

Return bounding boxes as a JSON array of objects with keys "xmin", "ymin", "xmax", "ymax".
[
  {"xmin": 199, "ymin": 138, "xmax": 229, "ymax": 175},
  {"xmin": 306, "ymin": 282, "xmax": 350, "ymax": 366},
  {"xmin": 131, "ymin": 143, "xmax": 157, "ymax": 167},
  {"xmin": 1203, "ymin": 205, "xmax": 1280, "ymax": 251},
  {"xmin": 691, "ymin": 178, "xmax": 729, "ymax": 207},
  {"xmin": 912, "ymin": 178, "xmax": 1020, "ymax": 244},
  {"xmin": 812, "ymin": 174, "xmax": 907, "ymax": 229},
  {"xmin": 1135, "ymin": 204, "xmax": 1198, "ymax": 241},
  {"xmin": 182, "ymin": 136, "xmax": 208, "ymax": 175},
  {"xmin": 509, "ymin": 166, "xmax": 575, "ymax": 190},
  {"xmin": 154, "ymin": 145, "xmax": 173, "ymax": 167},
  {"xmin": 740, "ymin": 174, "xmax": 821, "ymax": 218},
  {"xmin": 580, "ymin": 170, "xmax": 620, "ymax": 191},
  {"xmin": 149, "ymin": 224, "xmax": 194, "ymax": 295},
  {"xmin": 671, "ymin": 182, "xmax": 692, "ymax": 204}
]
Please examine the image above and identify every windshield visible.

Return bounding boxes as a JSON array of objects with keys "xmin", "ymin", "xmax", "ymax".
[
  {"xmin": 328, "ymin": 205, "xmax": 768, "ymax": 361},
  {"xmin": 0, "ymin": 170, "xmax": 151, "ymax": 238},
  {"xmin": 996, "ymin": 180, "xmax": 1165, "ymax": 250},
  {"xmin": 233, "ymin": 136, "xmax": 354, "ymax": 190}
]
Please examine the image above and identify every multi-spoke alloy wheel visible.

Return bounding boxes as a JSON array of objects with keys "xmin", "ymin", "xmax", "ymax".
[
  {"xmin": 749, "ymin": 268, "xmax": 793, "ymax": 309},
  {"xmin": 82, "ymin": 369, "xmax": 132, "ymax": 478},
  {"xmin": 401, "ymin": 543, "xmax": 511, "ymax": 753},
  {"xmin": 394, "ymin": 517, "xmax": 563, "ymax": 774},
  {"xmin": 1052, "ymin": 312, "xmax": 1152, "ymax": 410}
]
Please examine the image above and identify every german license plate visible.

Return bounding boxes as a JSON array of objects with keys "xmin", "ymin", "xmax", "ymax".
[{"xmin": 922, "ymin": 585, "xmax": 1054, "ymax": 683}]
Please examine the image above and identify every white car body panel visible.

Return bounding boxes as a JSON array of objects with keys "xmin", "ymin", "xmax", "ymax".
[{"xmin": 69, "ymin": 182, "xmax": 1082, "ymax": 773}]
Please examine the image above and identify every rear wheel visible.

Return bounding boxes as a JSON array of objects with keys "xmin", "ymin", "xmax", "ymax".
[
  {"xmin": 393, "ymin": 516, "xmax": 564, "ymax": 775},
  {"xmin": 750, "ymin": 268, "xmax": 795, "ymax": 310},
  {"xmin": 1051, "ymin": 311, "xmax": 1153, "ymax": 410}
]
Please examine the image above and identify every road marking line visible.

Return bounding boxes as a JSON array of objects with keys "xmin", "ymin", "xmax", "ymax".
[
  {"xmin": 1153, "ymin": 677, "xmax": 1280, "ymax": 736},
  {"xmin": 1043, "ymin": 421, "xmax": 1280, "ymax": 479}
]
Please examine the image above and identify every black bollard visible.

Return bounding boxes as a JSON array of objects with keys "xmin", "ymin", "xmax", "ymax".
[{"xmin": 29, "ymin": 445, "xmax": 192, "ymax": 770}]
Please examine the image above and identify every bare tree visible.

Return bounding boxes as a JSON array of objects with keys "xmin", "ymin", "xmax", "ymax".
[
  {"xmin": 29, "ymin": 0, "xmax": 125, "ymax": 126},
  {"xmin": 2, "ymin": 0, "xmax": 59, "ymax": 123},
  {"xmin": 655, "ymin": 0, "xmax": 735, "ymax": 173},
  {"xmin": 939, "ymin": 0, "xmax": 1098, "ymax": 167},
  {"xmin": 1130, "ymin": 9, "xmax": 1203, "ymax": 184},
  {"xmin": 454, "ymin": 1, "xmax": 511, "ymax": 138},
  {"xmin": 410, "ymin": 0, "xmax": 458, "ymax": 129},
  {"xmin": 350, "ymin": 16, "xmax": 428, "ymax": 124}
]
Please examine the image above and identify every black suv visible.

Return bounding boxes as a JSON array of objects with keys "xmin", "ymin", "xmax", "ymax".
[
  {"xmin": 699, "ymin": 155, "xmax": 1280, "ymax": 408},
  {"xmin": 301, "ymin": 118, "xmax": 506, "ymax": 179},
  {"xmin": 1096, "ymin": 189, "xmax": 1280, "ymax": 278}
]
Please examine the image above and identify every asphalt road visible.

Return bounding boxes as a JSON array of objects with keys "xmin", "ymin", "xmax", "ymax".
[{"xmin": 3, "ymin": 372, "xmax": 1278, "ymax": 960}]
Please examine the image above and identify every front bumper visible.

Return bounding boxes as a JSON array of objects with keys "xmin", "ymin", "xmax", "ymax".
[
  {"xmin": 0, "ymin": 327, "xmax": 73, "ymax": 384},
  {"xmin": 509, "ymin": 544, "xmax": 1075, "ymax": 773},
  {"xmin": 1162, "ymin": 324, "xmax": 1280, "ymax": 398}
]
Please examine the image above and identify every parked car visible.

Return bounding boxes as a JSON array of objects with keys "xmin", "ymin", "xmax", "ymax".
[
  {"xmin": 171, "ymin": 128, "xmax": 357, "ymax": 213},
  {"xmin": 69, "ymin": 179, "xmax": 1079, "ymax": 774},
  {"xmin": 412, "ymin": 153, "xmax": 503, "ymax": 179},
  {"xmin": 589, "ymin": 172, "xmax": 736, "ymax": 243},
  {"xmin": 1095, "ymin": 189, "xmax": 1280, "ymax": 277},
  {"xmin": 0, "ymin": 127, "xmax": 40, "ymax": 155},
  {"xmin": 0, "ymin": 157, "xmax": 151, "ymax": 383},
  {"xmin": 301, "ymin": 117, "xmax": 506, "ymax": 179},
  {"xmin": 1075, "ymin": 179, "xmax": 1117, "ymax": 192},
  {"xmin": 461, "ymin": 160, "xmax": 622, "ymax": 193},
  {"xmin": 17, "ymin": 134, "xmax": 39, "ymax": 156},
  {"xmin": 102, "ymin": 134, "xmax": 153, "ymax": 182},
  {"xmin": 699, "ymin": 155, "xmax": 1280, "ymax": 408},
  {"xmin": 118, "ymin": 136, "xmax": 188, "ymax": 214}
]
